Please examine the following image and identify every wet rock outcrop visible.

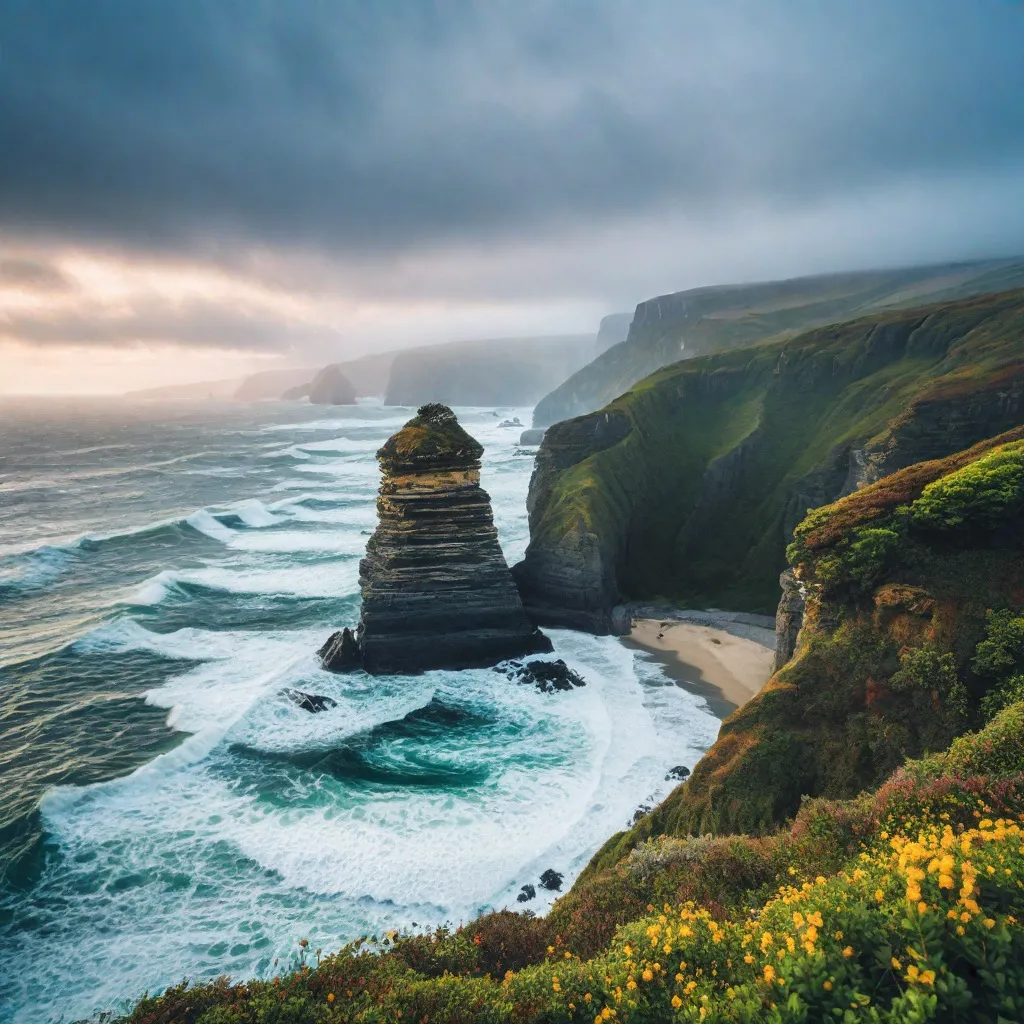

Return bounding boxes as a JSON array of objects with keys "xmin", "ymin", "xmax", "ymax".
[
  {"xmin": 499, "ymin": 658, "xmax": 586, "ymax": 692},
  {"xmin": 322, "ymin": 404, "xmax": 551, "ymax": 674},
  {"xmin": 318, "ymin": 627, "xmax": 361, "ymax": 671},
  {"xmin": 283, "ymin": 689, "xmax": 338, "ymax": 713}
]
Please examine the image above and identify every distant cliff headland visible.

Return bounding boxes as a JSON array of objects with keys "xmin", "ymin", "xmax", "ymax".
[
  {"xmin": 532, "ymin": 257, "xmax": 1024, "ymax": 427},
  {"xmin": 124, "ymin": 333, "xmax": 601, "ymax": 407}
]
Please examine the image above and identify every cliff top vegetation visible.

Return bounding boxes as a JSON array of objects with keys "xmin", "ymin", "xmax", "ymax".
[{"xmin": 376, "ymin": 403, "xmax": 484, "ymax": 471}]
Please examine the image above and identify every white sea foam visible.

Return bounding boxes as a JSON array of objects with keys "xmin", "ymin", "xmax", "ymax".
[
  {"xmin": 43, "ymin": 629, "xmax": 716, "ymax": 907},
  {"xmin": 185, "ymin": 508, "xmax": 235, "ymax": 542},
  {"xmin": 226, "ymin": 529, "xmax": 369, "ymax": 555},
  {"xmin": 129, "ymin": 556, "xmax": 360, "ymax": 603},
  {"xmin": 260, "ymin": 414, "xmax": 408, "ymax": 434},
  {"xmin": 228, "ymin": 498, "xmax": 280, "ymax": 528},
  {"xmin": 129, "ymin": 568, "xmax": 182, "ymax": 605}
]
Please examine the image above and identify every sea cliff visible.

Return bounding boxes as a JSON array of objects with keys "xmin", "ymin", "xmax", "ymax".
[
  {"xmin": 585, "ymin": 426, "xmax": 1024, "ymax": 862},
  {"xmin": 531, "ymin": 257, "xmax": 1024, "ymax": 428},
  {"xmin": 515, "ymin": 288, "xmax": 1024, "ymax": 628},
  {"xmin": 119, "ymin": 330, "xmax": 1024, "ymax": 1024}
]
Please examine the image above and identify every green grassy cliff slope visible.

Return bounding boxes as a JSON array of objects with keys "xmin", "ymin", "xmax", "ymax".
[
  {"xmin": 514, "ymin": 289, "xmax": 1024, "ymax": 631},
  {"xmin": 532, "ymin": 257, "xmax": 1024, "ymax": 428},
  {"xmin": 589, "ymin": 428, "xmax": 1024, "ymax": 865}
]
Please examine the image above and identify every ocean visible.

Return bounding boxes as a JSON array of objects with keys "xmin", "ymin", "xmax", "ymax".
[{"xmin": 0, "ymin": 398, "xmax": 719, "ymax": 1023}]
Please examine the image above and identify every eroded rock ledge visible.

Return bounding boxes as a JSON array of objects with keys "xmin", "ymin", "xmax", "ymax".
[{"xmin": 321, "ymin": 404, "xmax": 551, "ymax": 674}]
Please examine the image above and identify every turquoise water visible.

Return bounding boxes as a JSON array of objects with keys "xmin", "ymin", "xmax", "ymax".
[{"xmin": 0, "ymin": 398, "xmax": 719, "ymax": 1023}]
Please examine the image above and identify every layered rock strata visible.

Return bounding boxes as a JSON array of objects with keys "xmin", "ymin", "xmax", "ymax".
[{"xmin": 322, "ymin": 404, "xmax": 551, "ymax": 674}]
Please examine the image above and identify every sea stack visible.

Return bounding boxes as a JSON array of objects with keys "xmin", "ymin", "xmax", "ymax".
[{"xmin": 321, "ymin": 403, "xmax": 552, "ymax": 674}]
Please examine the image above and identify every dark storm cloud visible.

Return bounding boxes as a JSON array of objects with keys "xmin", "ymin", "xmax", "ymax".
[{"xmin": 2, "ymin": 0, "xmax": 1023, "ymax": 258}]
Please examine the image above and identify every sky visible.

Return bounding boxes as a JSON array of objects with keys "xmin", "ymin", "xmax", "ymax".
[{"xmin": 1, "ymin": 0, "xmax": 1023, "ymax": 394}]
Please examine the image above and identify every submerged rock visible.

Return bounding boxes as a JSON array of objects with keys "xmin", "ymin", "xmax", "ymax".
[
  {"xmin": 631, "ymin": 804, "xmax": 652, "ymax": 824},
  {"xmin": 516, "ymin": 884, "xmax": 536, "ymax": 903},
  {"xmin": 321, "ymin": 404, "xmax": 551, "ymax": 674},
  {"xmin": 539, "ymin": 868, "xmax": 563, "ymax": 891},
  {"xmin": 498, "ymin": 417, "xmax": 522, "ymax": 428},
  {"xmin": 284, "ymin": 688, "xmax": 338, "ymax": 713},
  {"xmin": 499, "ymin": 658, "xmax": 585, "ymax": 692}
]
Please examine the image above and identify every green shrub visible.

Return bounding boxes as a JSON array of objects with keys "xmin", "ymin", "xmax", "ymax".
[
  {"xmin": 973, "ymin": 609, "xmax": 1024, "ymax": 678},
  {"xmin": 910, "ymin": 441, "xmax": 1024, "ymax": 531},
  {"xmin": 807, "ymin": 525, "xmax": 903, "ymax": 594}
]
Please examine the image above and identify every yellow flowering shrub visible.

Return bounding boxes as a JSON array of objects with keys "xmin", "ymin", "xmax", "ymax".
[{"xmin": 121, "ymin": 700, "xmax": 1024, "ymax": 1024}]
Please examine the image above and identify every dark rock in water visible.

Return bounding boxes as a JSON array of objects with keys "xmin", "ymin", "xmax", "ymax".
[
  {"xmin": 319, "ymin": 627, "xmax": 362, "ymax": 672},
  {"xmin": 518, "ymin": 427, "xmax": 545, "ymax": 446},
  {"xmin": 516, "ymin": 884, "xmax": 536, "ymax": 902},
  {"xmin": 498, "ymin": 417, "xmax": 522, "ymax": 428},
  {"xmin": 284, "ymin": 688, "xmax": 338, "ymax": 713},
  {"xmin": 328, "ymin": 403, "xmax": 551, "ymax": 674},
  {"xmin": 500, "ymin": 658, "xmax": 585, "ymax": 693},
  {"xmin": 631, "ymin": 804, "xmax": 652, "ymax": 824},
  {"xmin": 666, "ymin": 765, "xmax": 691, "ymax": 782},
  {"xmin": 539, "ymin": 868, "xmax": 563, "ymax": 891},
  {"xmin": 307, "ymin": 365, "xmax": 357, "ymax": 405}
]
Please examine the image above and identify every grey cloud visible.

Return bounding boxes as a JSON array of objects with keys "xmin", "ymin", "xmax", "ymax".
[
  {"xmin": 0, "ymin": 298, "xmax": 343, "ymax": 353},
  {"xmin": 0, "ymin": 257, "xmax": 73, "ymax": 291},
  {"xmin": 1, "ymin": 0, "xmax": 1023, "ymax": 260}
]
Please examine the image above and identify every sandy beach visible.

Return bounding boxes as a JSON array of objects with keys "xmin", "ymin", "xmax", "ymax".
[{"xmin": 624, "ymin": 618, "xmax": 776, "ymax": 719}]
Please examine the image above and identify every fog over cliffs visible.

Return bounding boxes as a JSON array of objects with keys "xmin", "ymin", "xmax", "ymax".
[{"xmin": 383, "ymin": 335, "xmax": 595, "ymax": 407}]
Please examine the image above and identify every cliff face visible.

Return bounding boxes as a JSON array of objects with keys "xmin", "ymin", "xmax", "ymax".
[
  {"xmin": 593, "ymin": 312, "xmax": 633, "ymax": 354},
  {"xmin": 531, "ymin": 257, "xmax": 1024, "ymax": 428},
  {"xmin": 334, "ymin": 404, "xmax": 551, "ymax": 674},
  {"xmin": 511, "ymin": 409, "xmax": 632, "ymax": 632},
  {"xmin": 515, "ymin": 289, "xmax": 1024, "ymax": 628},
  {"xmin": 772, "ymin": 568, "xmax": 804, "ymax": 672}
]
